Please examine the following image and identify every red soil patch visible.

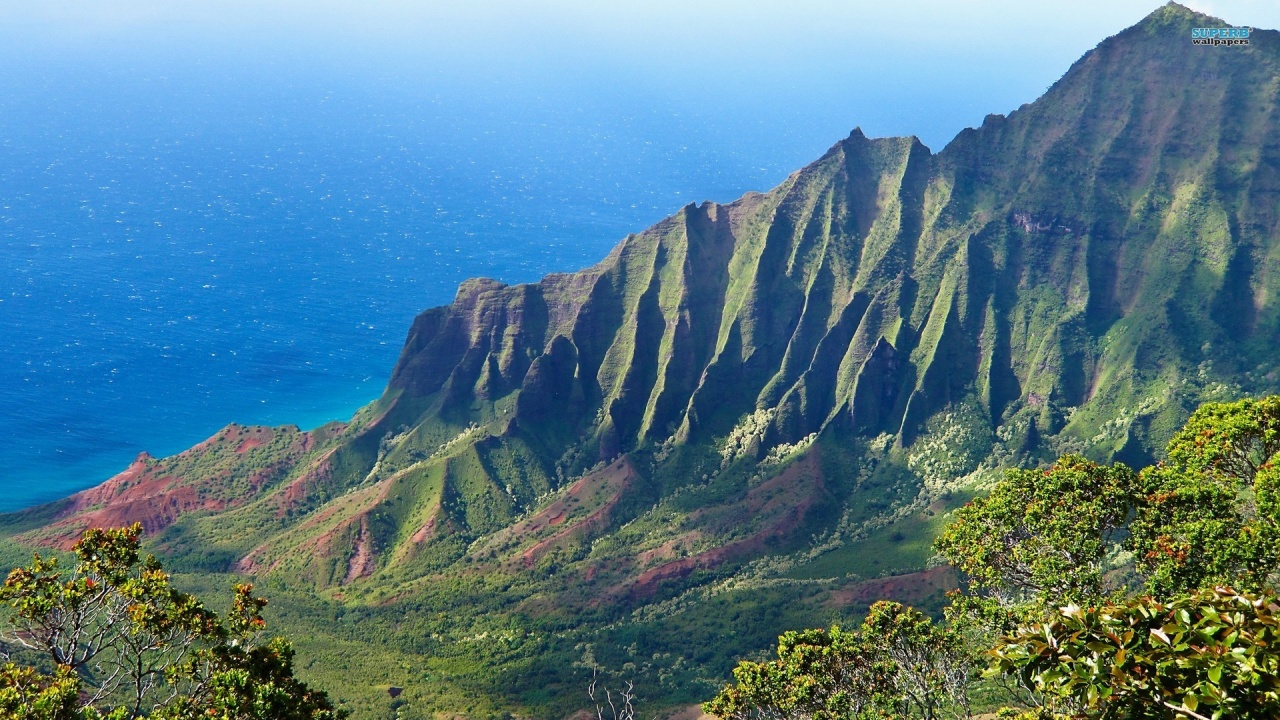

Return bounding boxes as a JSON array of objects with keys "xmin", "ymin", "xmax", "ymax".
[
  {"xmin": 234, "ymin": 553, "xmax": 267, "ymax": 575},
  {"xmin": 266, "ymin": 400, "xmax": 396, "ymax": 517},
  {"xmin": 18, "ymin": 453, "xmax": 226, "ymax": 551},
  {"xmin": 690, "ymin": 453, "xmax": 824, "ymax": 528},
  {"xmin": 237, "ymin": 504, "xmax": 363, "ymax": 577},
  {"xmin": 410, "ymin": 513, "xmax": 438, "ymax": 545},
  {"xmin": 517, "ymin": 458, "xmax": 636, "ymax": 568},
  {"xmin": 621, "ymin": 453, "xmax": 828, "ymax": 601},
  {"xmin": 531, "ymin": 456, "xmax": 829, "ymax": 611},
  {"xmin": 238, "ymin": 466, "xmax": 403, "ymax": 581},
  {"xmin": 345, "ymin": 518, "xmax": 377, "ymax": 583},
  {"xmin": 229, "ymin": 425, "xmax": 276, "ymax": 453},
  {"xmin": 825, "ymin": 566, "xmax": 960, "ymax": 610},
  {"xmin": 468, "ymin": 456, "xmax": 636, "ymax": 567},
  {"xmin": 634, "ymin": 531, "xmax": 708, "ymax": 566},
  {"xmin": 272, "ymin": 449, "xmax": 338, "ymax": 517},
  {"xmin": 15, "ymin": 423, "xmax": 318, "ymax": 552}
]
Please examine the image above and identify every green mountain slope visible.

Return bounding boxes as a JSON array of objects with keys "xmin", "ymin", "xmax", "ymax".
[{"xmin": 6, "ymin": 4, "xmax": 1280, "ymax": 718}]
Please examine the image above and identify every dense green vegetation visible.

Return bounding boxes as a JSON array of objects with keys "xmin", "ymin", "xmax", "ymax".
[
  {"xmin": 3, "ymin": 3, "xmax": 1280, "ymax": 718},
  {"xmin": 0, "ymin": 525, "xmax": 340, "ymax": 719},
  {"xmin": 709, "ymin": 397, "xmax": 1280, "ymax": 718}
]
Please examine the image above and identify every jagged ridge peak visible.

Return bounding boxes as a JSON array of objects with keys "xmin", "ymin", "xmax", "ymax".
[
  {"xmin": 939, "ymin": 0, "xmax": 1270, "ymax": 158},
  {"xmin": 1151, "ymin": 2, "xmax": 1224, "ymax": 24}
]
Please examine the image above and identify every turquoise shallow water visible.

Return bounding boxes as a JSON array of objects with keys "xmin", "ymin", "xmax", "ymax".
[{"xmin": 0, "ymin": 55, "xmax": 848, "ymax": 512}]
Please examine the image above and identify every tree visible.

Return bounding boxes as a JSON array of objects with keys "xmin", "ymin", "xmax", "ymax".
[
  {"xmin": 0, "ymin": 524, "xmax": 343, "ymax": 720},
  {"xmin": 0, "ymin": 664, "xmax": 118, "ymax": 720},
  {"xmin": 933, "ymin": 455, "xmax": 1137, "ymax": 607},
  {"xmin": 703, "ymin": 625, "xmax": 891, "ymax": 720},
  {"xmin": 704, "ymin": 602, "xmax": 973, "ymax": 720},
  {"xmin": 990, "ymin": 587, "xmax": 1280, "ymax": 720},
  {"xmin": 861, "ymin": 601, "xmax": 974, "ymax": 720},
  {"xmin": 1128, "ymin": 398, "xmax": 1280, "ymax": 595},
  {"xmin": 588, "ymin": 669, "xmax": 637, "ymax": 720}
]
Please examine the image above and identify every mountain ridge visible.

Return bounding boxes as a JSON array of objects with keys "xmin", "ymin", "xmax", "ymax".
[
  {"xmin": 5, "ymin": 4, "xmax": 1280, "ymax": 717},
  {"xmin": 12, "ymin": 0, "xmax": 1280, "ymax": 585}
]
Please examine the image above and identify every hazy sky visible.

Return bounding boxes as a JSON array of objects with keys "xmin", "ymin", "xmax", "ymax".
[
  {"xmin": 2, "ymin": 1, "xmax": 1279, "ymax": 151},
  {"xmin": 3, "ymin": 1, "xmax": 1278, "ymax": 43}
]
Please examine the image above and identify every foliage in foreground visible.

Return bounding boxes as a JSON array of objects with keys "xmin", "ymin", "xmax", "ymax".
[
  {"xmin": 993, "ymin": 587, "xmax": 1280, "ymax": 719},
  {"xmin": 704, "ymin": 601, "xmax": 972, "ymax": 720},
  {"xmin": 0, "ymin": 524, "xmax": 343, "ymax": 720},
  {"xmin": 706, "ymin": 397, "xmax": 1280, "ymax": 720}
]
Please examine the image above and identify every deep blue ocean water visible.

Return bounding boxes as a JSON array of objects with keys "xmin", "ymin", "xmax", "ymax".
[{"xmin": 0, "ymin": 51, "xmax": 877, "ymax": 511}]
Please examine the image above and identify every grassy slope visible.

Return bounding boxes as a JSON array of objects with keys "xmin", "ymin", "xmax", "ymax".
[{"xmin": 5, "ymin": 5, "xmax": 1280, "ymax": 718}]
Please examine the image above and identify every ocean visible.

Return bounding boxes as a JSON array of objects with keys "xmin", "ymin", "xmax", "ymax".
[{"xmin": 0, "ymin": 54, "xmax": 855, "ymax": 512}]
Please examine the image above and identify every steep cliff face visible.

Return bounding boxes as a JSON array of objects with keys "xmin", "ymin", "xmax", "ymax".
[
  {"xmin": 379, "ymin": 3, "xmax": 1280, "ymax": 468},
  {"xmin": 7, "ymin": 0, "xmax": 1280, "ymax": 623},
  {"xmin": 386, "ymin": 132, "xmax": 939, "ymax": 451}
]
